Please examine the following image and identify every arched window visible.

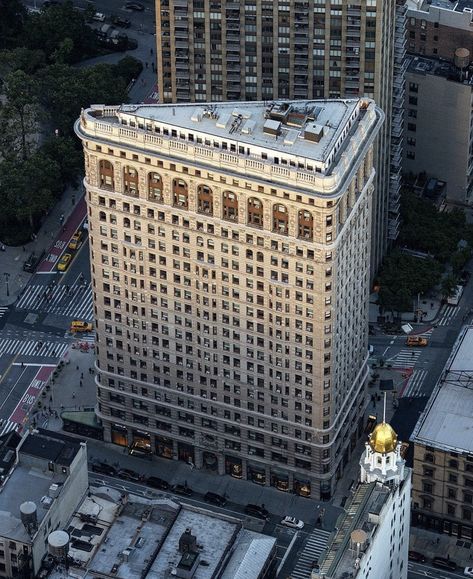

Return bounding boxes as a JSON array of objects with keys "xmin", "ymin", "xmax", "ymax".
[
  {"xmin": 197, "ymin": 184, "xmax": 213, "ymax": 215},
  {"xmin": 99, "ymin": 211, "xmax": 106, "ymax": 222},
  {"xmin": 148, "ymin": 172, "xmax": 163, "ymax": 202},
  {"xmin": 222, "ymin": 190, "xmax": 238, "ymax": 222},
  {"xmin": 247, "ymin": 197, "xmax": 263, "ymax": 228},
  {"xmin": 273, "ymin": 204, "xmax": 289, "ymax": 235},
  {"xmin": 172, "ymin": 178, "xmax": 188, "ymax": 209},
  {"xmin": 123, "ymin": 217, "xmax": 131, "ymax": 228},
  {"xmin": 99, "ymin": 160, "xmax": 114, "ymax": 190},
  {"xmin": 123, "ymin": 166, "xmax": 139, "ymax": 197},
  {"xmin": 298, "ymin": 210, "xmax": 313, "ymax": 240}
]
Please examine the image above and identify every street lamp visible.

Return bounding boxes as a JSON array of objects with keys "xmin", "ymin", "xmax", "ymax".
[{"xmin": 3, "ymin": 272, "xmax": 10, "ymax": 297}]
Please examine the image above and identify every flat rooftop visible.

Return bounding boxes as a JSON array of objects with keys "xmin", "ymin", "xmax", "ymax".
[
  {"xmin": 147, "ymin": 506, "xmax": 239, "ymax": 579},
  {"xmin": 412, "ymin": 326, "xmax": 473, "ymax": 453},
  {"xmin": 407, "ymin": 55, "xmax": 473, "ymax": 86},
  {"xmin": 20, "ymin": 429, "xmax": 83, "ymax": 467},
  {"xmin": 0, "ymin": 463, "xmax": 66, "ymax": 543}
]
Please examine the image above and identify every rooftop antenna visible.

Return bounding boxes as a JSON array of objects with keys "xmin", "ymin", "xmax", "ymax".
[{"xmin": 382, "ymin": 392, "xmax": 387, "ymax": 424}]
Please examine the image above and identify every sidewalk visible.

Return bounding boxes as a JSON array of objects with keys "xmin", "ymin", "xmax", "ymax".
[
  {"xmin": 0, "ymin": 185, "xmax": 83, "ymax": 307},
  {"xmin": 410, "ymin": 526, "xmax": 473, "ymax": 569},
  {"xmin": 369, "ymin": 293, "xmax": 443, "ymax": 327}
]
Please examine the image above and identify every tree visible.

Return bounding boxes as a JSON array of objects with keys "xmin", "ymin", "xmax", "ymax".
[
  {"xmin": 441, "ymin": 275, "xmax": 458, "ymax": 299},
  {"xmin": 41, "ymin": 136, "xmax": 82, "ymax": 188},
  {"xmin": 0, "ymin": 0, "xmax": 26, "ymax": 49},
  {"xmin": 0, "ymin": 70, "xmax": 40, "ymax": 160}
]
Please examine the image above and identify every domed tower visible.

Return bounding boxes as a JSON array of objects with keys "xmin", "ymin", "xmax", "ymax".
[{"xmin": 360, "ymin": 397, "xmax": 406, "ymax": 485}]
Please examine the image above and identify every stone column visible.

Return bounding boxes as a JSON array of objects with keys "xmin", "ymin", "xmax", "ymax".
[
  {"xmin": 349, "ymin": 179, "xmax": 356, "ymax": 208},
  {"xmin": 288, "ymin": 207, "xmax": 297, "ymax": 238},
  {"xmin": 339, "ymin": 194, "xmax": 347, "ymax": 224},
  {"xmin": 188, "ymin": 179, "xmax": 197, "ymax": 212},
  {"xmin": 163, "ymin": 174, "xmax": 172, "ymax": 205}
]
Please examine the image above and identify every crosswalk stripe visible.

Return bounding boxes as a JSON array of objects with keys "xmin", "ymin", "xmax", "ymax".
[
  {"xmin": 401, "ymin": 369, "xmax": 428, "ymax": 398},
  {"xmin": 290, "ymin": 529, "xmax": 331, "ymax": 579},
  {"xmin": 0, "ymin": 420, "xmax": 19, "ymax": 437},
  {"xmin": 389, "ymin": 349, "xmax": 422, "ymax": 368},
  {"xmin": 0, "ymin": 339, "xmax": 69, "ymax": 358},
  {"xmin": 0, "ymin": 306, "xmax": 8, "ymax": 319},
  {"xmin": 16, "ymin": 283, "xmax": 93, "ymax": 321},
  {"xmin": 437, "ymin": 305, "xmax": 459, "ymax": 327}
]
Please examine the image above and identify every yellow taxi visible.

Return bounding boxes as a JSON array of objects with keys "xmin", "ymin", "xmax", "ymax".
[
  {"xmin": 406, "ymin": 336, "xmax": 428, "ymax": 347},
  {"xmin": 68, "ymin": 230, "xmax": 83, "ymax": 250},
  {"xmin": 70, "ymin": 320, "xmax": 93, "ymax": 333},
  {"xmin": 57, "ymin": 253, "xmax": 72, "ymax": 271}
]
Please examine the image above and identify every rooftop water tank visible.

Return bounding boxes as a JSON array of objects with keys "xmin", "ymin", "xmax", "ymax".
[{"xmin": 48, "ymin": 530, "xmax": 70, "ymax": 559}]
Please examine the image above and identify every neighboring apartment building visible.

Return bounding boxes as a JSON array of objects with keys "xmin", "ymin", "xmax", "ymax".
[
  {"xmin": 411, "ymin": 326, "xmax": 473, "ymax": 540},
  {"xmin": 403, "ymin": 54, "xmax": 473, "ymax": 204},
  {"xmin": 313, "ymin": 418, "xmax": 411, "ymax": 579},
  {"xmin": 0, "ymin": 429, "xmax": 88, "ymax": 579},
  {"xmin": 406, "ymin": 0, "xmax": 473, "ymax": 60},
  {"xmin": 75, "ymin": 98, "xmax": 383, "ymax": 499},
  {"xmin": 155, "ymin": 0, "xmax": 403, "ymax": 277}
]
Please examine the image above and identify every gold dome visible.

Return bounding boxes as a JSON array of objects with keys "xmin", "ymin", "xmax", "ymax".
[{"xmin": 369, "ymin": 422, "xmax": 398, "ymax": 454}]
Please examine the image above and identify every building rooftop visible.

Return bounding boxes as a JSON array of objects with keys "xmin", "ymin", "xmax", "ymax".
[
  {"xmin": 411, "ymin": 326, "xmax": 473, "ymax": 453},
  {"xmin": 77, "ymin": 99, "xmax": 382, "ymax": 197},
  {"xmin": 0, "ymin": 462, "xmax": 67, "ymax": 543},
  {"xmin": 147, "ymin": 506, "xmax": 239, "ymax": 579},
  {"xmin": 316, "ymin": 482, "xmax": 393, "ymax": 577},
  {"xmin": 46, "ymin": 485, "xmax": 274, "ymax": 579},
  {"xmin": 407, "ymin": 55, "xmax": 473, "ymax": 85},
  {"xmin": 20, "ymin": 429, "xmax": 83, "ymax": 467}
]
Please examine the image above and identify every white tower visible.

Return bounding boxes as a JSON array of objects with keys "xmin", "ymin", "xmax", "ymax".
[{"xmin": 360, "ymin": 395, "xmax": 406, "ymax": 485}]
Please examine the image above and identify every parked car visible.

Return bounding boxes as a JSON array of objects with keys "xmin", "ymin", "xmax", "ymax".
[
  {"xmin": 57, "ymin": 252, "xmax": 72, "ymax": 271},
  {"xmin": 146, "ymin": 476, "xmax": 170, "ymax": 491},
  {"xmin": 464, "ymin": 567, "xmax": 473, "ymax": 577},
  {"xmin": 204, "ymin": 492, "xmax": 227, "ymax": 507},
  {"xmin": 93, "ymin": 12, "xmax": 106, "ymax": 21},
  {"xmin": 172, "ymin": 484, "xmax": 193, "ymax": 497},
  {"xmin": 408, "ymin": 551, "xmax": 426, "ymax": 563},
  {"xmin": 280, "ymin": 516, "xmax": 304, "ymax": 529},
  {"xmin": 112, "ymin": 16, "xmax": 131, "ymax": 27},
  {"xmin": 91, "ymin": 462, "xmax": 117, "ymax": 476},
  {"xmin": 125, "ymin": 1, "xmax": 144, "ymax": 10},
  {"xmin": 117, "ymin": 468, "xmax": 143, "ymax": 483},
  {"xmin": 432, "ymin": 557, "xmax": 457, "ymax": 571},
  {"xmin": 244, "ymin": 504, "xmax": 269, "ymax": 520}
]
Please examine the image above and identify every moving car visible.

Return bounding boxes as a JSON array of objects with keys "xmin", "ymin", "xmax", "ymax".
[
  {"xmin": 117, "ymin": 468, "xmax": 143, "ymax": 482},
  {"xmin": 68, "ymin": 230, "xmax": 83, "ymax": 250},
  {"xmin": 204, "ymin": 492, "xmax": 227, "ymax": 507},
  {"xmin": 464, "ymin": 568, "xmax": 473, "ymax": 577},
  {"xmin": 172, "ymin": 484, "xmax": 193, "ymax": 497},
  {"xmin": 70, "ymin": 320, "xmax": 93, "ymax": 333},
  {"xmin": 91, "ymin": 462, "xmax": 117, "ymax": 476},
  {"xmin": 281, "ymin": 516, "xmax": 304, "ymax": 529},
  {"xmin": 432, "ymin": 557, "xmax": 457, "ymax": 571},
  {"xmin": 408, "ymin": 551, "xmax": 426, "ymax": 563},
  {"xmin": 244, "ymin": 504, "xmax": 269, "ymax": 520},
  {"xmin": 112, "ymin": 16, "xmax": 131, "ymax": 27},
  {"xmin": 406, "ymin": 336, "xmax": 428, "ymax": 347},
  {"xmin": 125, "ymin": 1, "xmax": 144, "ymax": 10},
  {"xmin": 146, "ymin": 476, "xmax": 170, "ymax": 491},
  {"xmin": 57, "ymin": 252, "xmax": 72, "ymax": 271}
]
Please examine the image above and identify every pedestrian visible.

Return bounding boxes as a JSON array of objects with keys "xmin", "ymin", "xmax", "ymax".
[
  {"xmin": 49, "ymin": 395, "xmax": 52, "ymax": 402},
  {"xmin": 76, "ymin": 365, "xmax": 79, "ymax": 370},
  {"xmin": 152, "ymin": 62, "xmax": 155, "ymax": 73},
  {"xmin": 145, "ymin": 61, "xmax": 148, "ymax": 68},
  {"xmin": 22, "ymin": 246, "xmax": 26, "ymax": 252},
  {"xmin": 80, "ymin": 380, "xmax": 83, "ymax": 387},
  {"xmin": 0, "ymin": 244, "xmax": 5, "ymax": 252},
  {"xmin": 72, "ymin": 392, "xmax": 75, "ymax": 399},
  {"xmin": 436, "ymin": 537, "xmax": 440, "ymax": 544},
  {"xmin": 81, "ymin": 372, "xmax": 84, "ymax": 379},
  {"xmin": 150, "ymin": 47, "xmax": 153, "ymax": 55},
  {"xmin": 21, "ymin": 362, "xmax": 25, "ymax": 368}
]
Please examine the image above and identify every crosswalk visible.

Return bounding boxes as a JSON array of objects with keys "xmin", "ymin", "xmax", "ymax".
[
  {"xmin": 389, "ymin": 349, "xmax": 422, "ymax": 368},
  {"xmin": 0, "ymin": 306, "xmax": 8, "ymax": 320},
  {"xmin": 0, "ymin": 339, "xmax": 69, "ymax": 358},
  {"xmin": 0, "ymin": 419, "xmax": 19, "ymax": 437},
  {"xmin": 437, "ymin": 305, "xmax": 459, "ymax": 326},
  {"xmin": 290, "ymin": 528, "xmax": 331, "ymax": 579},
  {"xmin": 16, "ymin": 283, "xmax": 93, "ymax": 321},
  {"xmin": 400, "ymin": 369, "xmax": 428, "ymax": 398}
]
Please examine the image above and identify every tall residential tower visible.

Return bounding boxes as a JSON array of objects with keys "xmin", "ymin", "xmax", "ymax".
[
  {"xmin": 155, "ymin": 0, "xmax": 403, "ymax": 271},
  {"xmin": 76, "ymin": 98, "xmax": 383, "ymax": 499}
]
